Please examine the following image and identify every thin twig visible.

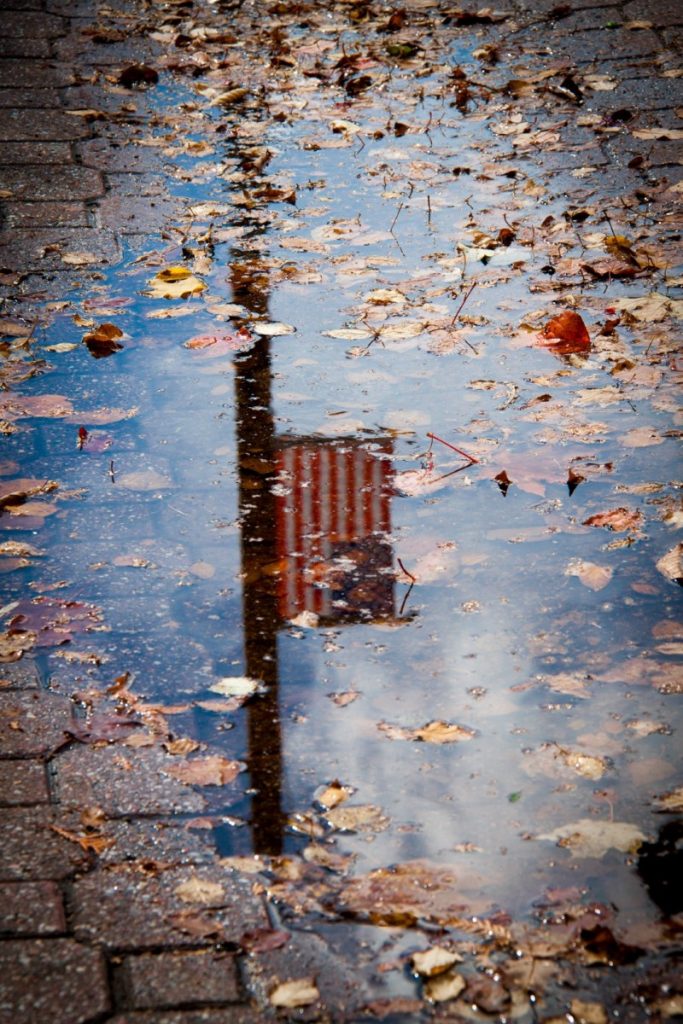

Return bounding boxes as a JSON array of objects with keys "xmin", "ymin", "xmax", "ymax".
[
  {"xmin": 390, "ymin": 202, "xmax": 404, "ymax": 233},
  {"xmin": 450, "ymin": 281, "xmax": 477, "ymax": 327},
  {"xmin": 397, "ymin": 557, "xmax": 416, "ymax": 582},
  {"xmin": 109, "ymin": 460, "xmax": 115, "ymax": 483},
  {"xmin": 427, "ymin": 431, "xmax": 479, "ymax": 464}
]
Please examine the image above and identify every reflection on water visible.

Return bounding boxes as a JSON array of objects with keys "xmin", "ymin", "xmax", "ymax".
[{"xmin": 1, "ymin": 9, "xmax": 681, "ymax": 1002}]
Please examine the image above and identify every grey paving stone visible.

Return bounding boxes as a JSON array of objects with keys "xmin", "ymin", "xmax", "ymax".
[
  {"xmin": 107, "ymin": 1011, "xmax": 265, "ymax": 1024},
  {"xmin": 71, "ymin": 863, "xmax": 268, "ymax": 950},
  {"xmin": 0, "ymin": 880, "xmax": 65, "ymax": 936},
  {"xmin": 54, "ymin": 744, "xmax": 206, "ymax": 818},
  {"xmin": 97, "ymin": 193, "xmax": 179, "ymax": 233},
  {"xmin": 122, "ymin": 949, "xmax": 242, "ymax": 1009},
  {"xmin": 0, "ymin": 691, "xmax": 74, "ymax": 757},
  {"xmin": 1, "ymin": 12, "xmax": 66, "ymax": 38},
  {"xmin": 0, "ymin": 141, "xmax": 73, "ymax": 164},
  {"xmin": 624, "ymin": 0, "xmax": 683, "ymax": 27},
  {"xmin": 0, "ymin": 227, "xmax": 119, "ymax": 272},
  {"xmin": 0, "ymin": 201, "xmax": 89, "ymax": 228},
  {"xmin": 0, "ymin": 760, "xmax": 49, "ymax": 806},
  {"xmin": 0, "ymin": 660, "xmax": 40, "ymax": 689},
  {"xmin": 77, "ymin": 137, "xmax": 163, "ymax": 173},
  {"xmin": 0, "ymin": 87, "xmax": 64, "ymax": 108},
  {"xmin": 0, "ymin": 37, "xmax": 52, "ymax": 59},
  {"xmin": 0, "ymin": 938, "xmax": 109, "ymax": 1024},
  {"xmin": 0, "ymin": 61, "xmax": 73, "ymax": 88},
  {"xmin": 0, "ymin": 806, "xmax": 81, "ymax": 880},
  {"xmin": 0, "ymin": 165, "xmax": 103, "ymax": 201},
  {"xmin": 0, "ymin": 108, "xmax": 89, "ymax": 141}
]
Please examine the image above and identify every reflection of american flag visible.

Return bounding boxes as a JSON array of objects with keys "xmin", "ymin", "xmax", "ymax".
[{"xmin": 275, "ymin": 440, "xmax": 393, "ymax": 623}]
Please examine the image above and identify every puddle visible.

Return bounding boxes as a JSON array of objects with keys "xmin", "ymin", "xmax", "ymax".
[{"xmin": 2, "ymin": 3, "xmax": 681, "ymax": 1014}]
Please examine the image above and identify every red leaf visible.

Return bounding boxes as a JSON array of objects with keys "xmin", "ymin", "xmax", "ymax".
[{"xmin": 539, "ymin": 311, "xmax": 590, "ymax": 353}]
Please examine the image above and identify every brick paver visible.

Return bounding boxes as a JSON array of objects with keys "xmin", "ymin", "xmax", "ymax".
[
  {"xmin": 0, "ymin": 760, "xmax": 49, "ymax": 806},
  {"xmin": 0, "ymin": 880, "xmax": 65, "ymax": 936},
  {"xmin": 120, "ymin": 949, "xmax": 242, "ymax": 1009},
  {"xmin": 0, "ymin": 938, "xmax": 109, "ymax": 1024}
]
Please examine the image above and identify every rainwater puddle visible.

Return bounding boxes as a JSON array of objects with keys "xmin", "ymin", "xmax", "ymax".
[{"xmin": 2, "ymin": 6, "xmax": 681, "ymax": 1015}]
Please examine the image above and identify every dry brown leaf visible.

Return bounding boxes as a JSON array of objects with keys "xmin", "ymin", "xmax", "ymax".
[
  {"xmin": 653, "ymin": 785, "xmax": 683, "ymax": 813},
  {"xmin": 378, "ymin": 720, "xmax": 475, "ymax": 743},
  {"xmin": 656, "ymin": 544, "xmax": 682, "ymax": 584},
  {"xmin": 565, "ymin": 559, "xmax": 613, "ymax": 591},
  {"xmin": 536, "ymin": 819, "xmax": 646, "ymax": 858},
  {"xmin": 270, "ymin": 978, "xmax": 320, "ymax": 1009},
  {"xmin": 325, "ymin": 804, "xmax": 389, "ymax": 833},
  {"xmin": 166, "ymin": 755, "xmax": 244, "ymax": 786},
  {"xmin": 411, "ymin": 947, "xmax": 462, "ymax": 977},
  {"xmin": 174, "ymin": 876, "xmax": 224, "ymax": 904},
  {"xmin": 164, "ymin": 737, "xmax": 201, "ymax": 756},
  {"xmin": 583, "ymin": 507, "xmax": 642, "ymax": 533}
]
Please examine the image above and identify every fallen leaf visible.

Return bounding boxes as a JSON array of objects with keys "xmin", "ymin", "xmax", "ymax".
[
  {"xmin": 653, "ymin": 785, "xmax": 683, "ymax": 813},
  {"xmin": 614, "ymin": 292, "xmax": 683, "ymax": 322},
  {"xmin": 174, "ymin": 876, "xmax": 225, "ymax": 904},
  {"xmin": 570, "ymin": 999, "xmax": 608, "ymax": 1024},
  {"xmin": 334, "ymin": 860, "xmax": 488, "ymax": 927},
  {"xmin": 565, "ymin": 560, "xmax": 613, "ymax": 591},
  {"xmin": 83, "ymin": 323, "xmax": 124, "ymax": 359},
  {"xmin": 166, "ymin": 756, "xmax": 244, "ymax": 786},
  {"xmin": 425, "ymin": 972, "xmax": 466, "ymax": 1003},
  {"xmin": 146, "ymin": 267, "xmax": 206, "ymax": 299},
  {"xmin": 240, "ymin": 927, "xmax": 290, "ymax": 953},
  {"xmin": 252, "ymin": 321, "xmax": 296, "ymax": 337},
  {"xmin": 536, "ymin": 819, "xmax": 646, "ymax": 858},
  {"xmin": 270, "ymin": 978, "xmax": 320, "ymax": 1009},
  {"xmin": 325, "ymin": 804, "xmax": 389, "ymax": 833},
  {"xmin": 314, "ymin": 780, "xmax": 353, "ymax": 809},
  {"xmin": 378, "ymin": 720, "xmax": 475, "ymax": 744},
  {"xmin": 583, "ymin": 507, "xmax": 642, "ymax": 532},
  {"xmin": 50, "ymin": 825, "xmax": 114, "ymax": 854},
  {"xmin": 208, "ymin": 676, "xmax": 261, "ymax": 699},
  {"xmin": 540, "ymin": 311, "xmax": 590, "ymax": 353},
  {"xmin": 656, "ymin": 544, "xmax": 682, "ymax": 584},
  {"xmin": 411, "ymin": 947, "xmax": 462, "ymax": 977},
  {"xmin": 164, "ymin": 737, "xmax": 200, "ymax": 755}
]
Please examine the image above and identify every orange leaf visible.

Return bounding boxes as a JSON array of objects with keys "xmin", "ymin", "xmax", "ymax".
[{"xmin": 540, "ymin": 311, "xmax": 590, "ymax": 353}]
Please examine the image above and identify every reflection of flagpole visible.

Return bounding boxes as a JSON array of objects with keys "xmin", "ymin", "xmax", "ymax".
[{"xmin": 232, "ymin": 268, "xmax": 285, "ymax": 855}]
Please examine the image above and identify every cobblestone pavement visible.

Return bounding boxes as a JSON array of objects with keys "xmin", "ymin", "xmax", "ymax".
[{"xmin": 0, "ymin": 0, "xmax": 681, "ymax": 1021}]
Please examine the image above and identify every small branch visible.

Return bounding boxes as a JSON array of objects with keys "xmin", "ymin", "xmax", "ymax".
[
  {"xmin": 426, "ymin": 431, "xmax": 479, "ymax": 464},
  {"xmin": 397, "ymin": 557, "xmax": 416, "ymax": 582},
  {"xmin": 109, "ymin": 460, "xmax": 116, "ymax": 483},
  {"xmin": 390, "ymin": 201, "xmax": 404, "ymax": 233},
  {"xmin": 449, "ymin": 281, "xmax": 477, "ymax": 327}
]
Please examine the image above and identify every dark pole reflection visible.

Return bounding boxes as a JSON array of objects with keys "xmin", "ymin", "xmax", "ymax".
[{"xmin": 231, "ymin": 259, "xmax": 286, "ymax": 855}]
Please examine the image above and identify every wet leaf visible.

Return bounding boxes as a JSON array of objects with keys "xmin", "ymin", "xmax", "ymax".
[
  {"xmin": 118, "ymin": 64, "xmax": 159, "ymax": 88},
  {"xmin": 0, "ymin": 630, "xmax": 37, "ymax": 662},
  {"xmin": 583, "ymin": 507, "xmax": 643, "ymax": 533},
  {"xmin": 411, "ymin": 946, "xmax": 462, "ymax": 977},
  {"xmin": 174, "ymin": 876, "xmax": 225, "ymax": 904},
  {"xmin": 536, "ymin": 819, "xmax": 646, "ymax": 858},
  {"xmin": 324, "ymin": 804, "xmax": 389, "ymax": 833},
  {"xmin": 614, "ymin": 292, "xmax": 683, "ymax": 322},
  {"xmin": 570, "ymin": 999, "xmax": 608, "ymax": 1024},
  {"xmin": 252, "ymin": 321, "xmax": 296, "ymax": 337},
  {"xmin": 50, "ymin": 825, "xmax": 114, "ymax": 854},
  {"xmin": 656, "ymin": 544, "xmax": 683, "ymax": 585},
  {"xmin": 82, "ymin": 322, "xmax": 124, "ymax": 359},
  {"xmin": 314, "ymin": 780, "xmax": 353, "ymax": 809},
  {"xmin": 378, "ymin": 720, "xmax": 475, "ymax": 743},
  {"xmin": 166, "ymin": 755, "xmax": 244, "ymax": 786},
  {"xmin": 333, "ymin": 860, "xmax": 487, "ymax": 927},
  {"xmin": 565, "ymin": 559, "xmax": 613, "ymax": 591},
  {"xmin": 146, "ymin": 267, "xmax": 206, "ymax": 299},
  {"xmin": 240, "ymin": 927, "xmax": 290, "ymax": 953},
  {"xmin": 540, "ymin": 311, "xmax": 590, "ymax": 352},
  {"xmin": 164, "ymin": 737, "xmax": 201, "ymax": 755},
  {"xmin": 208, "ymin": 676, "xmax": 262, "ymax": 699},
  {"xmin": 269, "ymin": 979, "xmax": 320, "ymax": 1009},
  {"xmin": 653, "ymin": 785, "xmax": 683, "ymax": 813},
  {"xmin": 424, "ymin": 971, "xmax": 466, "ymax": 1003}
]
